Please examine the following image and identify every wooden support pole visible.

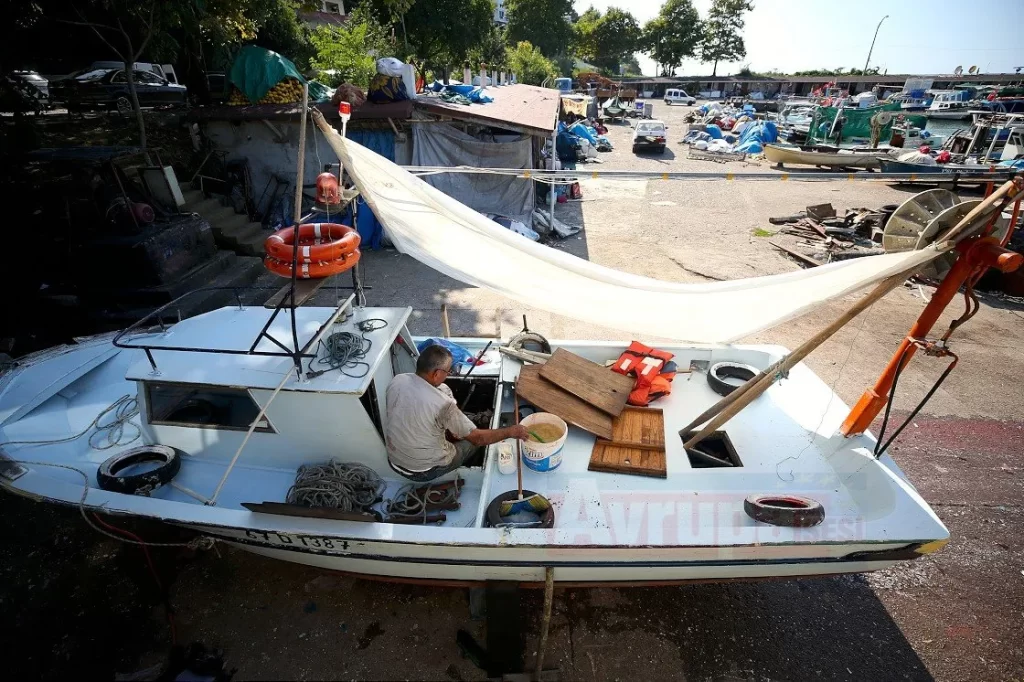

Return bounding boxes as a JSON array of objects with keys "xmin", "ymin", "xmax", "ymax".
[{"xmin": 682, "ymin": 271, "xmax": 910, "ymax": 450}]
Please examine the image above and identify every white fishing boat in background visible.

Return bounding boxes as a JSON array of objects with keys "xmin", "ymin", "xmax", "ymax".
[
  {"xmin": 926, "ymin": 92, "xmax": 973, "ymax": 120},
  {"xmin": 4, "ymin": 110, "xmax": 1022, "ymax": 587}
]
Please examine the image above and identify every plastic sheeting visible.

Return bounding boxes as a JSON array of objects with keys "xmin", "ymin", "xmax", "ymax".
[
  {"xmin": 228, "ymin": 45, "xmax": 305, "ymax": 104},
  {"xmin": 325, "ymin": 131, "xmax": 946, "ymax": 343},
  {"xmin": 411, "ymin": 122, "xmax": 535, "ymax": 222}
]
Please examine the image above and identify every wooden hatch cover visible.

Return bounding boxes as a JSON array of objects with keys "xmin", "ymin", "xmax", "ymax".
[
  {"xmin": 539, "ymin": 348, "xmax": 635, "ymax": 417},
  {"xmin": 588, "ymin": 406, "xmax": 667, "ymax": 478},
  {"xmin": 515, "ymin": 364, "xmax": 613, "ymax": 439}
]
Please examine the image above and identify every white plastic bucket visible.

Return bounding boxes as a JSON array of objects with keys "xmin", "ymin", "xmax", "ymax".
[{"xmin": 520, "ymin": 413, "xmax": 568, "ymax": 472}]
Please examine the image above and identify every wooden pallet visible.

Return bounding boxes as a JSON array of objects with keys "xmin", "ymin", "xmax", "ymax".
[{"xmin": 588, "ymin": 406, "xmax": 667, "ymax": 478}]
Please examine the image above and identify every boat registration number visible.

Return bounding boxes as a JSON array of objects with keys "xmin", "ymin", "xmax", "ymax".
[{"xmin": 243, "ymin": 529, "xmax": 351, "ymax": 551}]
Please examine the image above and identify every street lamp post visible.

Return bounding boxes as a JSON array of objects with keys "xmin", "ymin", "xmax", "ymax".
[{"xmin": 863, "ymin": 15, "xmax": 889, "ymax": 75}]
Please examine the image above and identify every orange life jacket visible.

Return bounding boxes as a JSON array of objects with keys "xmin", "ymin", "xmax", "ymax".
[{"xmin": 612, "ymin": 341, "xmax": 676, "ymax": 406}]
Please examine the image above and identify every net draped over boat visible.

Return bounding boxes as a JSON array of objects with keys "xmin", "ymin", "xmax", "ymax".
[{"xmin": 322, "ymin": 131, "xmax": 944, "ymax": 344}]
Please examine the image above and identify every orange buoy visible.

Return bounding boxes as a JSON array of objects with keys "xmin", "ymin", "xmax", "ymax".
[
  {"xmin": 264, "ymin": 249, "xmax": 361, "ymax": 279},
  {"xmin": 264, "ymin": 223, "xmax": 360, "ymax": 263}
]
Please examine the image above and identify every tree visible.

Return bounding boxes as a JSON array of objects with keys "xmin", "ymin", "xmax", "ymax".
[
  {"xmin": 505, "ymin": 0, "xmax": 574, "ymax": 59},
  {"xmin": 574, "ymin": 6, "xmax": 641, "ymax": 75},
  {"xmin": 506, "ymin": 40, "xmax": 557, "ymax": 85},
  {"xmin": 308, "ymin": 8, "xmax": 392, "ymax": 87},
  {"xmin": 469, "ymin": 24, "xmax": 509, "ymax": 72},
  {"xmin": 56, "ymin": 0, "xmax": 163, "ymax": 153},
  {"xmin": 699, "ymin": 0, "xmax": 753, "ymax": 77},
  {"xmin": 398, "ymin": 0, "xmax": 494, "ymax": 76},
  {"xmin": 643, "ymin": 0, "xmax": 701, "ymax": 76},
  {"xmin": 620, "ymin": 55, "xmax": 642, "ymax": 76}
]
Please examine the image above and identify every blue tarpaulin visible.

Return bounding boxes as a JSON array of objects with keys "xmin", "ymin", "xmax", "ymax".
[{"xmin": 346, "ymin": 130, "xmax": 394, "ymax": 249}]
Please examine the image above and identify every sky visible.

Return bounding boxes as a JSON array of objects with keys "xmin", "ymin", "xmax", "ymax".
[{"xmin": 573, "ymin": 0, "xmax": 1024, "ymax": 77}]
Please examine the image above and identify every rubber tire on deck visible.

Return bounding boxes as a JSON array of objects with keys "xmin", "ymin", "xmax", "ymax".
[
  {"xmin": 744, "ymin": 494, "xmax": 825, "ymax": 527},
  {"xmin": 707, "ymin": 361, "xmax": 758, "ymax": 397},
  {"xmin": 485, "ymin": 489, "xmax": 556, "ymax": 528},
  {"xmin": 97, "ymin": 445, "xmax": 182, "ymax": 495}
]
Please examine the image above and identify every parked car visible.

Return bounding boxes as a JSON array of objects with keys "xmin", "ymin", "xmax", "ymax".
[
  {"xmin": 51, "ymin": 68, "xmax": 187, "ymax": 114},
  {"xmin": 664, "ymin": 89, "xmax": 696, "ymax": 106},
  {"xmin": 632, "ymin": 119, "xmax": 667, "ymax": 154},
  {"xmin": 88, "ymin": 60, "xmax": 180, "ymax": 85},
  {"xmin": 0, "ymin": 70, "xmax": 49, "ymax": 113}
]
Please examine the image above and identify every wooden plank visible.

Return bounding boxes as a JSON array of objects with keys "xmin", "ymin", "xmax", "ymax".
[
  {"xmin": 589, "ymin": 407, "xmax": 666, "ymax": 478},
  {"xmin": 242, "ymin": 501, "xmax": 378, "ymax": 522},
  {"xmin": 515, "ymin": 364, "xmax": 613, "ymax": 439},
  {"xmin": 769, "ymin": 241, "xmax": 820, "ymax": 268},
  {"xmin": 264, "ymin": 277, "xmax": 331, "ymax": 309},
  {"xmin": 539, "ymin": 348, "xmax": 634, "ymax": 417}
]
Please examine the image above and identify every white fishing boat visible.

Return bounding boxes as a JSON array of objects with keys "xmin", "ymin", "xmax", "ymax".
[
  {"xmin": 926, "ymin": 92, "xmax": 973, "ymax": 120},
  {"xmin": 3, "ymin": 111, "xmax": 1021, "ymax": 586}
]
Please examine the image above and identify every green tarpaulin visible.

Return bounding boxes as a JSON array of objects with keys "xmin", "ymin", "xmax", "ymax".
[
  {"xmin": 808, "ymin": 102, "xmax": 927, "ymax": 144},
  {"xmin": 228, "ymin": 45, "xmax": 306, "ymax": 104}
]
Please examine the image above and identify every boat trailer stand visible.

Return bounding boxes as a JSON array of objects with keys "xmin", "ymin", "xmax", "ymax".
[
  {"xmin": 465, "ymin": 568, "xmax": 559, "ymax": 681},
  {"xmin": 841, "ymin": 230, "xmax": 1023, "ymax": 437}
]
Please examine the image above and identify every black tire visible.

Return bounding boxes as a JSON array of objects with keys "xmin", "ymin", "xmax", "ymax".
[
  {"xmin": 656, "ymin": 146, "xmax": 665, "ymax": 154},
  {"xmin": 707, "ymin": 361, "xmax": 758, "ymax": 397},
  {"xmin": 485, "ymin": 490, "xmax": 555, "ymax": 528},
  {"xmin": 744, "ymin": 494, "xmax": 825, "ymax": 527},
  {"xmin": 97, "ymin": 445, "xmax": 182, "ymax": 495}
]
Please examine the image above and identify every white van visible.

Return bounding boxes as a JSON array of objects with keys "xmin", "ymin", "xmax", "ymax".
[{"xmin": 664, "ymin": 89, "xmax": 696, "ymax": 106}]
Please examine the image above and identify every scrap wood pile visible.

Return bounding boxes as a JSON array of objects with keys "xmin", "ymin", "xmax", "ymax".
[{"xmin": 767, "ymin": 202, "xmax": 892, "ymax": 268}]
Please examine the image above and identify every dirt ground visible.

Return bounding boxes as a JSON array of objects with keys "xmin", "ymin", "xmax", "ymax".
[{"xmin": 2, "ymin": 102, "xmax": 1023, "ymax": 681}]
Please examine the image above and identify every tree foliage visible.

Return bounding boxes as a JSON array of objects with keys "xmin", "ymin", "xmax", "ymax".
[
  {"xmin": 699, "ymin": 0, "xmax": 753, "ymax": 77},
  {"xmin": 643, "ymin": 0, "xmax": 701, "ymax": 76},
  {"xmin": 375, "ymin": 0, "xmax": 493, "ymax": 74},
  {"xmin": 574, "ymin": 6, "xmax": 641, "ymax": 75},
  {"xmin": 505, "ymin": 0, "xmax": 574, "ymax": 59},
  {"xmin": 506, "ymin": 40, "xmax": 557, "ymax": 85},
  {"xmin": 792, "ymin": 67, "xmax": 881, "ymax": 77},
  {"xmin": 308, "ymin": 8, "xmax": 392, "ymax": 87},
  {"xmin": 469, "ymin": 24, "xmax": 509, "ymax": 70}
]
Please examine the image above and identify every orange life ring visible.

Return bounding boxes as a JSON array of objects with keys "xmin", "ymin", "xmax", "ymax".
[
  {"xmin": 264, "ymin": 249, "xmax": 361, "ymax": 279},
  {"xmin": 264, "ymin": 223, "xmax": 360, "ymax": 263}
]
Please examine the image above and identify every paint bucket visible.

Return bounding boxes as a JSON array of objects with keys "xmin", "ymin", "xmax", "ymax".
[{"xmin": 520, "ymin": 413, "xmax": 567, "ymax": 472}]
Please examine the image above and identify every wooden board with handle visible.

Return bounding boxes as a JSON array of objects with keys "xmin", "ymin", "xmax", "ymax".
[
  {"xmin": 589, "ymin": 406, "xmax": 666, "ymax": 478},
  {"xmin": 515, "ymin": 364, "xmax": 613, "ymax": 439},
  {"xmin": 539, "ymin": 348, "xmax": 635, "ymax": 417}
]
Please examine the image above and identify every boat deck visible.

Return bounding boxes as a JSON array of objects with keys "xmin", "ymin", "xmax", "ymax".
[{"xmin": 0, "ymin": 332, "xmax": 946, "ymax": 551}]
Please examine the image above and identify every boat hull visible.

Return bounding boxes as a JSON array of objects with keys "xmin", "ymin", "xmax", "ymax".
[
  {"xmin": 878, "ymin": 158, "xmax": 1000, "ymax": 175},
  {"xmin": 764, "ymin": 144, "xmax": 881, "ymax": 168},
  {"xmin": 215, "ymin": 534, "xmax": 909, "ymax": 585},
  {"xmin": 925, "ymin": 110, "xmax": 972, "ymax": 120}
]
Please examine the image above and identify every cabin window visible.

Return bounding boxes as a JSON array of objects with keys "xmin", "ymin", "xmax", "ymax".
[{"xmin": 145, "ymin": 382, "xmax": 275, "ymax": 432}]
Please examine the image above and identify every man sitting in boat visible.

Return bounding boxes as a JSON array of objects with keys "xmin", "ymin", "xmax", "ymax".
[{"xmin": 385, "ymin": 345, "xmax": 528, "ymax": 481}]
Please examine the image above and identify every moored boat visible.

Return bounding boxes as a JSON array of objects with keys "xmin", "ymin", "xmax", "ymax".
[
  {"xmin": 877, "ymin": 157, "xmax": 1006, "ymax": 176},
  {"xmin": 764, "ymin": 143, "xmax": 882, "ymax": 169}
]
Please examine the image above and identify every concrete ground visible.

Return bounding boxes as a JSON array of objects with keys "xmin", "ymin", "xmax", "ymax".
[{"xmin": 3, "ymin": 103, "xmax": 1023, "ymax": 681}]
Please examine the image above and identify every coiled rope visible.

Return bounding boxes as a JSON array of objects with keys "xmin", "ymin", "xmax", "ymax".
[
  {"xmin": 286, "ymin": 460, "xmax": 385, "ymax": 513},
  {"xmin": 307, "ymin": 318, "xmax": 388, "ymax": 379},
  {"xmin": 0, "ymin": 394, "xmax": 141, "ymax": 451},
  {"xmin": 385, "ymin": 478, "xmax": 462, "ymax": 523}
]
